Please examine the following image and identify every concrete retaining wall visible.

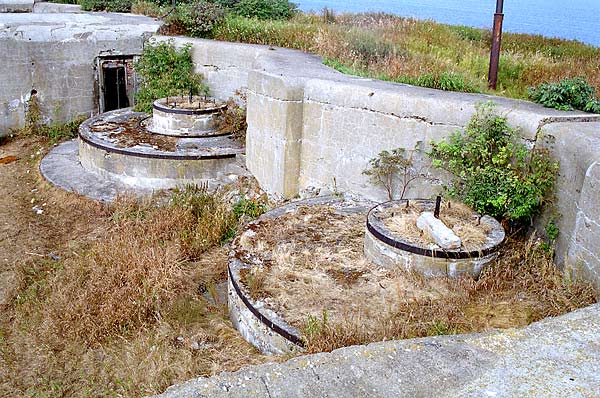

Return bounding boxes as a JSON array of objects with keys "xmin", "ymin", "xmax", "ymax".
[
  {"xmin": 0, "ymin": 12, "xmax": 160, "ymax": 135},
  {"xmin": 162, "ymin": 37, "xmax": 600, "ymax": 288}
]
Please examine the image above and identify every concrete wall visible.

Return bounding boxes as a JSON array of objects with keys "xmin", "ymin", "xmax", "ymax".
[
  {"xmin": 162, "ymin": 37, "xmax": 600, "ymax": 288},
  {"xmin": 0, "ymin": 12, "xmax": 160, "ymax": 135}
]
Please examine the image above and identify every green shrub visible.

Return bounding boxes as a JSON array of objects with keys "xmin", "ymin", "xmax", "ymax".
[
  {"xmin": 363, "ymin": 148, "xmax": 426, "ymax": 200},
  {"xmin": 170, "ymin": 1, "xmax": 226, "ymax": 37},
  {"xmin": 429, "ymin": 103, "xmax": 558, "ymax": 226},
  {"xmin": 78, "ymin": 0, "xmax": 132, "ymax": 12},
  {"xmin": 395, "ymin": 72, "xmax": 481, "ymax": 93},
  {"xmin": 134, "ymin": 40, "xmax": 209, "ymax": 113},
  {"xmin": 232, "ymin": 0, "xmax": 297, "ymax": 20},
  {"xmin": 528, "ymin": 77, "xmax": 600, "ymax": 113},
  {"xmin": 212, "ymin": 0, "xmax": 240, "ymax": 8}
]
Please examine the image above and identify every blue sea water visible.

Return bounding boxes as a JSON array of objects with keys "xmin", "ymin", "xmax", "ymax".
[{"xmin": 296, "ymin": 0, "xmax": 600, "ymax": 47}]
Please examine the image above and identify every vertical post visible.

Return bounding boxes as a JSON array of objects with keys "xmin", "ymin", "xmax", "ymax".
[
  {"xmin": 434, "ymin": 195, "xmax": 442, "ymax": 219},
  {"xmin": 488, "ymin": 0, "xmax": 504, "ymax": 90}
]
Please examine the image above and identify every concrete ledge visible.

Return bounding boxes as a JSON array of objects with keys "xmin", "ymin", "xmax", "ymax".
[
  {"xmin": 152, "ymin": 302, "xmax": 600, "ymax": 398},
  {"xmin": 0, "ymin": 0, "xmax": 34, "ymax": 13},
  {"xmin": 40, "ymin": 139, "xmax": 153, "ymax": 202}
]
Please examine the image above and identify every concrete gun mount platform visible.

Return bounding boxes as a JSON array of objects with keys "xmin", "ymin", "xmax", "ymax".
[{"xmin": 41, "ymin": 108, "xmax": 249, "ymax": 201}]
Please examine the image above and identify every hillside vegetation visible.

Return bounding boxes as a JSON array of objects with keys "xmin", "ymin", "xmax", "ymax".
[{"xmin": 210, "ymin": 11, "xmax": 600, "ymax": 101}]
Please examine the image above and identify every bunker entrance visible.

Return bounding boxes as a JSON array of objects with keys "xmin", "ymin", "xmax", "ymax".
[{"xmin": 97, "ymin": 56, "xmax": 137, "ymax": 113}]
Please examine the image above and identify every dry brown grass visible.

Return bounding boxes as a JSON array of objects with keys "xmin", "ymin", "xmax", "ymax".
[
  {"xmin": 236, "ymin": 204, "xmax": 597, "ymax": 354},
  {"xmin": 0, "ymin": 175, "xmax": 269, "ymax": 398},
  {"xmin": 381, "ymin": 201, "xmax": 492, "ymax": 249}
]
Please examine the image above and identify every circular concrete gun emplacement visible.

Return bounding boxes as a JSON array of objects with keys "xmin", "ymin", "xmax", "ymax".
[
  {"xmin": 364, "ymin": 199, "xmax": 505, "ymax": 278},
  {"xmin": 144, "ymin": 96, "xmax": 228, "ymax": 137},
  {"xmin": 41, "ymin": 101, "xmax": 248, "ymax": 202},
  {"xmin": 228, "ymin": 196, "xmax": 514, "ymax": 355},
  {"xmin": 228, "ymin": 195, "xmax": 375, "ymax": 354}
]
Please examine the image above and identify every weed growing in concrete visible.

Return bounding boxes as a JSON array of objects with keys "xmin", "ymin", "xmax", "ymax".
[
  {"xmin": 429, "ymin": 103, "xmax": 558, "ymax": 226},
  {"xmin": 216, "ymin": 92, "xmax": 248, "ymax": 143},
  {"xmin": 18, "ymin": 95, "xmax": 86, "ymax": 143},
  {"xmin": 363, "ymin": 147, "xmax": 427, "ymax": 200},
  {"xmin": 134, "ymin": 40, "xmax": 209, "ymax": 113}
]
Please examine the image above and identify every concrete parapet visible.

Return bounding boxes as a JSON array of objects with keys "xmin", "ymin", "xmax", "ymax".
[
  {"xmin": 165, "ymin": 36, "xmax": 600, "ymax": 287},
  {"xmin": 539, "ymin": 122, "xmax": 600, "ymax": 288}
]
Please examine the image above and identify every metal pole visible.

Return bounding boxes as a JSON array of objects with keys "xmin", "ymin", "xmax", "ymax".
[{"xmin": 488, "ymin": 0, "xmax": 504, "ymax": 90}]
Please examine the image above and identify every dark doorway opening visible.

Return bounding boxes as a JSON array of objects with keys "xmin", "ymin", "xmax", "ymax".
[
  {"xmin": 97, "ymin": 56, "xmax": 137, "ymax": 113},
  {"xmin": 103, "ymin": 66, "xmax": 129, "ymax": 112}
]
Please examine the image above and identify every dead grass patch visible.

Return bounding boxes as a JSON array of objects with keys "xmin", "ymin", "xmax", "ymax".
[
  {"xmin": 380, "ymin": 201, "xmax": 492, "ymax": 250},
  {"xmin": 0, "ymin": 173, "xmax": 270, "ymax": 398},
  {"xmin": 237, "ymin": 204, "xmax": 597, "ymax": 354}
]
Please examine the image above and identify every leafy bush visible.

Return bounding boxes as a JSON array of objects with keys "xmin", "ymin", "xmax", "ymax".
[
  {"xmin": 171, "ymin": 1, "xmax": 226, "ymax": 37},
  {"xmin": 78, "ymin": 0, "xmax": 132, "ymax": 12},
  {"xmin": 131, "ymin": 0, "xmax": 164, "ymax": 17},
  {"xmin": 232, "ymin": 0, "xmax": 297, "ymax": 20},
  {"xmin": 134, "ymin": 40, "xmax": 209, "ymax": 113},
  {"xmin": 528, "ymin": 77, "xmax": 600, "ymax": 113},
  {"xmin": 429, "ymin": 103, "xmax": 558, "ymax": 225}
]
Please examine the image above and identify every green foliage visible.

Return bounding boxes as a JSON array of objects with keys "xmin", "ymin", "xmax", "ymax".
[
  {"xmin": 233, "ymin": 197, "xmax": 266, "ymax": 220},
  {"xmin": 19, "ymin": 96, "xmax": 85, "ymax": 143},
  {"xmin": 449, "ymin": 25, "xmax": 487, "ymax": 42},
  {"xmin": 171, "ymin": 184, "xmax": 237, "ymax": 258},
  {"xmin": 232, "ymin": 0, "xmax": 297, "ymax": 20},
  {"xmin": 222, "ymin": 197, "xmax": 267, "ymax": 242},
  {"xmin": 363, "ymin": 147, "xmax": 426, "ymax": 200},
  {"xmin": 171, "ymin": 1, "xmax": 226, "ymax": 37},
  {"xmin": 134, "ymin": 40, "xmax": 209, "ymax": 113},
  {"xmin": 395, "ymin": 72, "xmax": 481, "ymax": 93},
  {"xmin": 528, "ymin": 77, "xmax": 600, "ymax": 113},
  {"xmin": 78, "ymin": 0, "xmax": 132, "ymax": 12},
  {"xmin": 303, "ymin": 310, "xmax": 328, "ymax": 343},
  {"xmin": 429, "ymin": 103, "xmax": 558, "ymax": 225},
  {"xmin": 214, "ymin": 14, "xmax": 318, "ymax": 50},
  {"xmin": 545, "ymin": 219, "xmax": 560, "ymax": 242},
  {"xmin": 43, "ymin": 116, "xmax": 87, "ymax": 143}
]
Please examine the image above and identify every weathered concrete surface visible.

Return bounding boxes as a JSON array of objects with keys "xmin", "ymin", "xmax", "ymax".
[
  {"xmin": 0, "ymin": 12, "xmax": 160, "ymax": 135},
  {"xmin": 153, "ymin": 302, "xmax": 600, "ymax": 398},
  {"xmin": 33, "ymin": 2, "xmax": 82, "ymax": 13},
  {"xmin": 0, "ymin": 0, "xmax": 34, "ymax": 13},
  {"xmin": 40, "ymin": 139, "xmax": 153, "ymax": 202},
  {"xmin": 539, "ymin": 122, "xmax": 600, "ymax": 288}
]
